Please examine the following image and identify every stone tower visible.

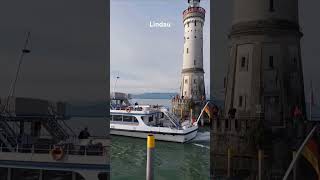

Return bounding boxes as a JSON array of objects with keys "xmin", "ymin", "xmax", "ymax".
[
  {"xmin": 180, "ymin": 0, "xmax": 206, "ymax": 101},
  {"xmin": 211, "ymin": 0, "xmax": 306, "ymax": 178}
]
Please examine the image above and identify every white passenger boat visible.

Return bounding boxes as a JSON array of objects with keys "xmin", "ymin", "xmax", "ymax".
[
  {"xmin": 0, "ymin": 97, "xmax": 110, "ymax": 180},
  {"xmin": 110, "ymin": 92, "xmax": 199, "ymax": 143}
]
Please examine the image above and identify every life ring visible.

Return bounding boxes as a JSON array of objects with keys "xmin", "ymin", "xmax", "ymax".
[
  {"xmin": 50, "ymin": 146, "xmax": 65, "ymax": 161},
  {"xmin": 126, "ymin": 108, "xmax": 131, "ymax": 113}
]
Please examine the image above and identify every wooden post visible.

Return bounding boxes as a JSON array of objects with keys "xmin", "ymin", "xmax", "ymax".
[
  {"xmin": 181, "ymin": 108, "xmax": 183, "ymax": 120},
  {"xmin": 227, "ymin": 148, "xmax": 231, "ymax": 177},
  {"xmin": 293, "ymin": 151, "xmax": 297, "ymax": 180},
  {"xmin": 190, "ymin": 108, "xmax": 193, "ymax": 121},
  {"xmin": 258, "ymin": 150, "xmax": 263, "ymax": 180}
]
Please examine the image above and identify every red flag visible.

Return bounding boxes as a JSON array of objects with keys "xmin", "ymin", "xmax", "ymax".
[{"xmin": 293, "ymin": 106, "xmax": 302, "ymax": 118}]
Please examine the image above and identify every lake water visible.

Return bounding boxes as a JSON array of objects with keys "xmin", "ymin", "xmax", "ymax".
[{"xmin": 111, "ymin": 99, "xmax": 210, "ymax": 180}]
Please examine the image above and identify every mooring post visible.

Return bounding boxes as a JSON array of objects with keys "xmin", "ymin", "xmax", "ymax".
[
  {"xmin": 258, "ymin": 149, "xmax": 263, "ymax": 180},
  {"xmin": 227, "ymin": 147, "xmax": 231, "ymax": 177},
  {"xmin": 146, "ymin": 134, "xmax": 155, "ymax": 180}
]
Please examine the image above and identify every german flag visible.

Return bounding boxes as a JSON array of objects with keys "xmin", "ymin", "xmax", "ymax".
[
  {"xmin": 204, "ymin": 102, "xmax": 218, "ymax": 120},
  {"xmin": 302, "ymin": 136, "xmax": 320, "ymax": 180},
  {"xmin": 204, "ymin": 103, "xmax": 212, "ymax": 119}
]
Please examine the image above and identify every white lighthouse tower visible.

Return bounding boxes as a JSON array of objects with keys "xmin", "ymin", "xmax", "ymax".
[
  {"xmin": 211, "ymin": 0, "xmax": 306, "ymax": 178},
  {"xmin": 180, "ymin": 0, "xmax": 206, "ymax": 101}
]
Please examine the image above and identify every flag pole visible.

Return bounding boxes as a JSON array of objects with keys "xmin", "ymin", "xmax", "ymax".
[
  {"xmin": 195, "ymin": 101, "xmax": 209, "ymax": 125},
  {"xmin": 283, "ymin": 125, "xmax": 318, "ymax": 180}
]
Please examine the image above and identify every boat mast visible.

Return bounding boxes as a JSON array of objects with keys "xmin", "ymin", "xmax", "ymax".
[{"xmin": 2, "ymin": 31, "xmax": 32, "ymax": 114}]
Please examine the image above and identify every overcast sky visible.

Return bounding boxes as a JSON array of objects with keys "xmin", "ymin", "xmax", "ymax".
[
  {"xmin": 0, "ymin": 0, "xmax": 107, "ymax": 103},
  {"xmin": 212, "ymin": 1, "xmax": 320, "ymax": 102},
  {"xmin": 110, "ymin": 0, "xmax": 210, "ymax": 95}
]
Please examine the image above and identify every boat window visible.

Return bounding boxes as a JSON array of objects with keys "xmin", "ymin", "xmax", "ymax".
[
  {"xmin": 113, "ymin": 115, "xmax": 122, "ymax": 121},
  {"xmin": 133, "ymin": 117, "xmax": 139, "ymax": 123},
  {"xmin": 149, "ymin": 116, "xmax": 153, "ymax": 122},
  {"xmin": 123, "ymin": 116, "xmax": 132, "ymax": 122},
  {"xmin": 161, "ymin": 112, "xmax": 164, "ymax": 118}
]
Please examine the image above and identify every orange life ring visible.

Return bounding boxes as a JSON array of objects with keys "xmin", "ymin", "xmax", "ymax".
[
  {"xmin": 126, "ymin": 107, "xmax": 131, "ymax": 113},
  {"xmin": 50, "ymin": 146, "xmax": 65, "ymax": 161}
]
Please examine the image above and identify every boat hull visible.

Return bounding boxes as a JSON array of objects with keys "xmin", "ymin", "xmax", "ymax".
[{"xmin": 110, "ymin": 127, "xmax": 198, "ymax": 143}]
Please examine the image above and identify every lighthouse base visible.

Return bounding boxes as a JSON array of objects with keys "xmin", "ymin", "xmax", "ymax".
[{"xmin": 171, "ymin": 98, "xmax": 208, "ymax": 125}]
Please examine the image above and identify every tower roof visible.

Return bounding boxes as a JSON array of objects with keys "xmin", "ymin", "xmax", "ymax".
[{"xmin": 188, "ymin": 0, "xmax": 200, "ymax": 7}]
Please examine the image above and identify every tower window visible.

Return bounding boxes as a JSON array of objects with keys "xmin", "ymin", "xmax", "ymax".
[
  {"xmin": 239, "ymin": 56, "xmax": 248, "ymax": 71},
  {"xmin": 187, "ymin": 22, "xmax": 190, "ymax": 27},
  {"xmin": 195, "ymin": 36, "xmax": 197, "ymax": 38},
  {"xmin": 269, "ymin": 0, "xmax": 275, "ymax": 12},
  {"xmin": 269, "ymin": 56, "xmax": 274, "ymax": 68},
  {"xmin": 239, "ymin": 96, "xmax": 243, "ymax": 107},
  {"xmin": 187, "ymin": 48, "xmax": 189, "ymax": 54},
  {"xmin": 225, "ymin": 119, "xmax": 229, "ymax": 130},
  {"xmin": 217, "ymin": 119, "xmax": 220, "ymax": 129},
  {"xmin": 194, "ymin": 79, "xmax": 196, "ymax": 83},
  {"xmin": 235, "ymin": 119, "xmax": 239, "ymax": 130},
  {"xmin": 241, "ymin": 57, "xmax": 246, "ymax": 68},
  {"xmin": 194, "ymin": 60, "xmax": 196, "ymax": 65},
  {"xmin": 195, "ymin": 21, "xmax": 197, "ymax": 26},
  {"xmin": 185, "ymin": 79, "xmax": 188, "ymax": 84}
]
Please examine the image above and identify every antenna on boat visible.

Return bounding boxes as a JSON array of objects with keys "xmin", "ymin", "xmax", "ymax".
[{"xmin": 2, "ymin": 31, "xmax": 32, "ymax": 113}]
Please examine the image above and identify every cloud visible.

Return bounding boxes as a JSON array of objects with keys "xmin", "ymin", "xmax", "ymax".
[{"xmin": 111, "ymin": 0, "xmax": 210, "ymax": 94}]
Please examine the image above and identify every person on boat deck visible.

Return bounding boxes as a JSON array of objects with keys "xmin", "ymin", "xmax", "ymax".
[
  {"xmin": 78, "ymin": 127, "xmax": 91, "ymax": 139},
  {"xmin": 134, "ymin": 102, "xmax": 138, "ymax": 106}
]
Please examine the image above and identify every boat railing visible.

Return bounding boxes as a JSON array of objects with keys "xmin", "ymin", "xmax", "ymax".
[
  {"xmin": 0, "ymin": 143, "xmax": 110, "ymax": 157},
  {"xmin": 162, "ymin": 111, "xmax": 181, "ymax": 129}
]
